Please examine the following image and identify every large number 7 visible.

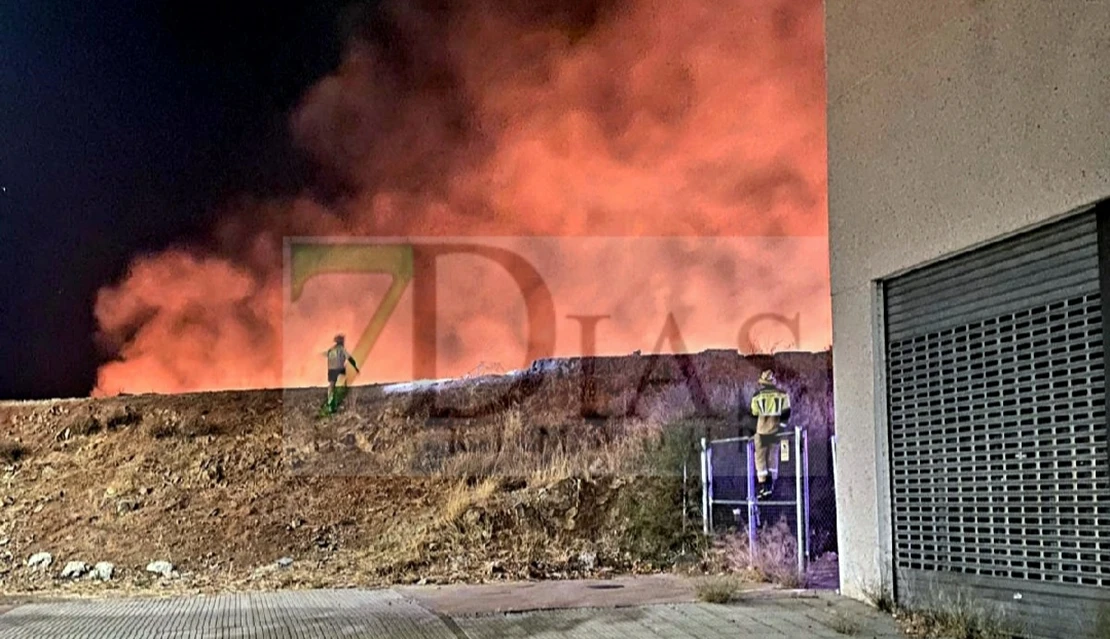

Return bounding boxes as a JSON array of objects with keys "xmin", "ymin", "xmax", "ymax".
[{"xmin": 287, "ymin": 241, "xmax": 414, "ymax": 383}]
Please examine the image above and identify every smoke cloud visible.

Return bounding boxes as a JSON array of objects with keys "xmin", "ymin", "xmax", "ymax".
[{"xmin": 92, "ymin": 0, "xmax": 828, "ymax": 396}]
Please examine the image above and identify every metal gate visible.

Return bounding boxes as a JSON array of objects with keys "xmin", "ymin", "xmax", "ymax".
[
  {"xmin": 883, "ymin": 210, "xmax": 1110, "ymax": 638},
  {"xmin": 699, "ymin": 427, "xmax": 810, "ymax": 575}
]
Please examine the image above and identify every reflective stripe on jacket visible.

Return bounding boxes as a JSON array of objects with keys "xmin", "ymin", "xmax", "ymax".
[{"xmin": 750, "ymin": 385, "xmax": 791, "ymax": 435}]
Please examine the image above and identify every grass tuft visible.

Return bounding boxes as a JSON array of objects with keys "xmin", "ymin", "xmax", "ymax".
[
  {"xmin": 862, "ymin": 583, "xmax": 897, "ymax": 614},
  {"xmin": 827, "ymin": 612, "xmax": 862, "ymax": 636},
  {"xmin": 894, "ymin": 591, "xmax": 1020, "ymax": 639},
  {"xmin": 440, "ymin": 477, "xmax": 503, "ymax": 527},
  {"xmin": 695, "ymin": 576, "xmax": 741, "ymax": 603},
  {"xmin": 712, "ymin": 518, "xmax": 806, "ymax": 588}
]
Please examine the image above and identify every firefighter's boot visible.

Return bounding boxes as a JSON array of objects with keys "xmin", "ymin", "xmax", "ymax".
[{"xmin": 757, "ymin": 476, "xmax": 772, "ymax": 500}]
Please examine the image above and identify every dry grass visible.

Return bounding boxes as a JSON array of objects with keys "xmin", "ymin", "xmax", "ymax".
[
  {"xmin": 889, "ymin": 590, "xmax": 1020, "ymax": 639},
  {"xmin": 396, "ymin": 398, "xmax": 668, "ymax": 482},
  {"xmin": 440, "ymin": 477, "xmax": 503, "ymax": 526},
  {"xmin": 827, "ymin": 612, "xmax": 862, "ymax": 636},
  {"xmin": 0, "ymin": 349, "xmax": 833, "ymax": 596},
  {"xmin": 863, "ymin": 583, "xmax": 897, "ymax": 614},
  {"xmin": 897, "ymin": 605, "xmax": 1015, "ymax": 639},
  {"xmin": 285, "ymin": 349, "xmax": 833, "ymax": 482},
  {"xmin": 695, "ymin": 575, "xmax": 742, "ymax": 603},
  {"xmin": 861, "ymin": 582, "xmax": 1021, "ymax": 639},
  {"xmin": 426, "ymin": 418, "xmax": 658, "ymax": 482},
  {"xmin": 100, "ymin": 404, "xmax": 142, "ymax": 429},
  {"xmin": 711, "ymin": 518, "xmax": 806, "ymax": 588},
  {"xmin": 144, "ymin": 419, "xmax": 224, "ymax": 440},
  {"xmin": 0, "ymin": 440, "xmax": 28, "ymax": 463},
  {"xmin": 61, "ymin": 411, "xmax": 102, "ymax": 437}
]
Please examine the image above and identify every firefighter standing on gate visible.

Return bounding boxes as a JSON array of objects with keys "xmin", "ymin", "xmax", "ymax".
[
  {"xmin": 326, "ymin": 334, "xmax": 360, "ymax": 411},
  {"xmin": 748, "ymin": 369, "xmax": 792, "ymax": 499}
]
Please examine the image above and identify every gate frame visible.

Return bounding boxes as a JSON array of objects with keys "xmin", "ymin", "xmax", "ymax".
[{"xmin": 699, "ymin": 425, "xmax": 810, "ymax": 576}]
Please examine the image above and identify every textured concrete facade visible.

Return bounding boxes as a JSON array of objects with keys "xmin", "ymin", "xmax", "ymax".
[{"xmin": 826, "ymin": 0, "xmax": 1110, "ymax": 599}]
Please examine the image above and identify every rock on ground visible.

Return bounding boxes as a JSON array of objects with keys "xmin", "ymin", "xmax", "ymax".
[
  {"xmin": 146, "ymin": 561, "xmax": 174, "ymax": 578},
  {"xmin": 26, "ymin": 552, "xmax": 52, "ymax": 570},
  {"xmin": 90, "ymin": 562, "xmax": 115, "ymax": 581},
  {"xmin": 60, "ymin": 561, "xmax": 88, "ymax": 579}
]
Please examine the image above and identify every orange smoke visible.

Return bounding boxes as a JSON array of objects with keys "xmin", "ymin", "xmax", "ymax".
[{"xmin": 92, "ymin": 0, "xmax": 828, "ymax": 396}]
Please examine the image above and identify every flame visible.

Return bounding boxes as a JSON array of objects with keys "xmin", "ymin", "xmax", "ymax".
[{"xmin": 92, "ymin": 0, "xmax": 828, "ymax": 396}]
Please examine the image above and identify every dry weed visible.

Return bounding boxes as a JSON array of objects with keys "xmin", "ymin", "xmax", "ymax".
[
  {"xmin": 414, "ymin": 406, "xmax": 664, "ymax": 482},
  {"xmin": 440, "ymin": 477, "xmax": 502, "ymax": 526},
  {"xmin": 639, "ymin": 384, "xmax": 697, "ymax": 424},
  {"xmin": 894, "ymin": 591, "xmax": 1019, "ymax": 639},
  {"xmin": 827, "ymin": 611, "xmax": 862, "ymax": 635},
  {"xmin": 142, "ymin": 413, "xmax": 223, "ymax": 439},
  {"xmin": 61, "ymin": 410, "xmax": 101, "ymax": 437},
  {"xmin": 705, "ymin": 382, "xmax": 742, "ymax": 418},
  {"xmin": 0, "ymin": 440, "xmax": 28, "ymax": 463},
  {"xmin": 100, "ymin": 405, "xmax": 142, "ymax": 429},
  {"xmin": 529, "ymin": 453, "xmax": 574, "ymax": 485},
  {"xmin": 713, "ymin": 518, "xmax": 806, "ymax": 588},
  {"xmin": 695, "ymin": 575, "xmax": 742, "ymax": 603},
  {"xmin": 863, "ymin": 583, "xmax": 897, "ymax": 614},
  {"xmin": 0, "ymin": 351, "xmax": 833, "ymax": 596}
]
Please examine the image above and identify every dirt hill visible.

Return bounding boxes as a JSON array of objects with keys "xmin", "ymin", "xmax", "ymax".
[{"xmin": 0, "ymin": 349, "xmax": 832, "ymax": 597}]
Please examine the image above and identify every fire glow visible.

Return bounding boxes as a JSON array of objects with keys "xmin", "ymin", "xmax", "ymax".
[{"xmin": 92, "ymin": 0, "xmax": 828, "ymax": 396}]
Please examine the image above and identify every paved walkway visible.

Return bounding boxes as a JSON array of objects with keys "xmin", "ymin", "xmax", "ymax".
[
  {"xmin": 0, "ymin": 581, "xmax": 905, "ymax": 638},
  {"xmin": 397, "ymin": 574, "xmax": 704, "ymax": 615}
]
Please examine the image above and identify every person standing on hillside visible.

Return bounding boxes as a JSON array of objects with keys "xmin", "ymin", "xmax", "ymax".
[
  {"xmin": 748, "ymin": 369, "xmax": 792, "ymax": 499},
  {"xmin": 326, "ymin": 334, "xmax": 360, "ymax": 411}
]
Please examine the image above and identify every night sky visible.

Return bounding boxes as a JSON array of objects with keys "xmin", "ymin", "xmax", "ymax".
[{"xmin": 0, "ymin": 0, "xmax": 361, "ymax": 399}]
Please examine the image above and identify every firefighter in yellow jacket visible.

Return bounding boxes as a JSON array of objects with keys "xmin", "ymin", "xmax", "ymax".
[{"xmin": 750, "ymin": 369, "xmax": 791, "ymax": 499}]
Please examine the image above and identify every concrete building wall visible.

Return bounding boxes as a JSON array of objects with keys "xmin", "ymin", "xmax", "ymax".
[{"xmin": 826, "ymin": 0, "xmax": 1110, "ymax": 599}]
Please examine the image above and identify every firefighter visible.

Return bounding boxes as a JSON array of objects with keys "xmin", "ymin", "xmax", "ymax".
[
  {"xmin": 326, "ymin": 334, "xmax": 360, "ymax": 410},
  {"xmin": 749, "ymin": 369, "xmax": 791, "ymax": 499}
]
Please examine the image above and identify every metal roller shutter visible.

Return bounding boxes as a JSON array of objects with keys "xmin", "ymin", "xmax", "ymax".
[{"xmin": 883, "ymin": 210, "xmax": 1110, "ymax": 639}]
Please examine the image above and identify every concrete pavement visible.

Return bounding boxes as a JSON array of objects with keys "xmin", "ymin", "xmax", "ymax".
[
  {"xmin": 0, "ymin": 590, "xmax": 455, "ymax": 639},
  {"xmin": 397, "ymin": 574, "xmax": 708, "ymax": 615},
  {"xmin": 455, "ymin": 595, "xmax": 902, "ymax": 639},
  {"xmin": 0, "ymin": 580, "xmax": 906, "ymax": 638}
]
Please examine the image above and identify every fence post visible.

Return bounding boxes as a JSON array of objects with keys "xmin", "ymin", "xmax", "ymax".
[
  {"xmin": 803, "ymin": 428, "xmax": 811, "ymax": 562},
  {"xmin": 700, "ymin": 437, "xmax": 709, "ymax": 536},
  {"xmin": 746, "ymin": 439, "xmax": 757, "ymax": 566},
  {"xmin": 682, "ymin": 458, "xmax": 688, "ymax": 538},
  {"xmin": 706, "ymin": 443, "xmax": 714, "ymax": 533},
  {"xmin": 795, "ymin": 425, "xmax": 804, "ymax": 577}
]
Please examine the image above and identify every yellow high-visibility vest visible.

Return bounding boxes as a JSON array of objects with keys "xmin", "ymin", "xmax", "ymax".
[{"xmin": 751, "ymin": 388, "xmax": 790, "ymax": 416}]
